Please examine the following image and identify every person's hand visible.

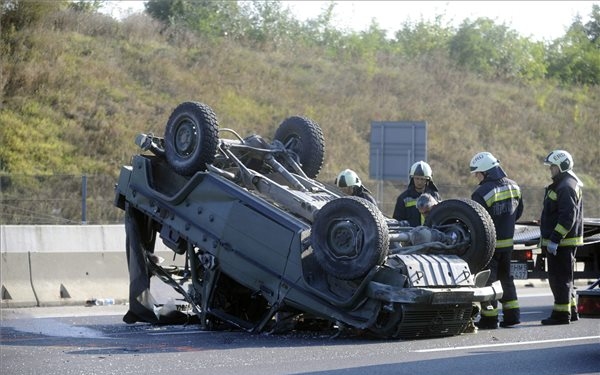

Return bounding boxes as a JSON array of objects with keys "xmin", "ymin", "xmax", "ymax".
[{"xmin": 547, "ymin": 241, "xmax": 558, "ymax": 256}]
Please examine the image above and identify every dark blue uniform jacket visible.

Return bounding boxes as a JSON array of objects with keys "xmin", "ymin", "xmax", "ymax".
[
  {"xmin": 393, "ymin": 179, "xmax": 441, "ymax": 227},
  {"xmin": 471, "ymin": 166, "xmax": 523, "ymax": 252},
  {"xmin": 540, "ymin": 171, "xmax": 584, "ymax": 247}
]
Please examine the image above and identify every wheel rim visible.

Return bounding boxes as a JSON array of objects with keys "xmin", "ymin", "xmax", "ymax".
[
  {"xmin": 326, "ymin": 219, "xmax": 363, "ymax": 260},
  {"xmin": 425, "ymin": 198, "xmax": 495, "ymax": 273},
  {"xmin": 439, "ymin": 221, "xmax": 471, "ymax": 256},
  {"xmin": 174, "ymin": 119, "xmax": 198, "ymax": 157}
]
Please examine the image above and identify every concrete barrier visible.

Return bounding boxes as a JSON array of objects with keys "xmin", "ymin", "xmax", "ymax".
[
  {"xmin": 29, "ymin": 252, "xmax": 130, "ymax": 307},
  {"xmin": 1, "ymin": 225, "xmax": 180, "ymax": 307},
  {"xmin": 1, "ymin": 252, "xmax": 37, "ymax": 308}
]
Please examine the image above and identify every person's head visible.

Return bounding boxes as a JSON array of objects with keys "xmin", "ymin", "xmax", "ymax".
[
  {"xmin": 335, "ymin": 169, "xmax": 362, "ymax": 195},
  {"xmin": 409, "ymin": 161, "xmax": 433, "ymax": 193},
  {"xmin": 416, "ymin": 193, "xmax": 438, "ymax": 216},
  {"xmin": 544, "ymin": 149, "xmax": 573, "ymax": 178},
  {"xmin": 469, "ymin": 151, "xmax": 500, "ymax": 182}
]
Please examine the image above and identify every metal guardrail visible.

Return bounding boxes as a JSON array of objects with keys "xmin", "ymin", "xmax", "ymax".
[{"xmin": 2, "ymin": 174, "xmax": 599, "ymax": 225}]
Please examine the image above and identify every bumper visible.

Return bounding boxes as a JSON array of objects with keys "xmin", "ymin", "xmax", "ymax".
[{"xmin": 367, "ymin": 280, "xmax": 503, "ymax": 304}]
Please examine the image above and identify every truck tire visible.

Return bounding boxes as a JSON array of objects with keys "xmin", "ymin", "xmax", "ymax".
[
  {"xmin": 311, "ymin": 197, "xmax": 389, "ymax": 280},
  {"xmin": 274, "ymin": 116, "xmax": 324, "ymax": 178},
  {"xmin": 164, "ymin": 101, "xmax": 219, "ymax": 176},
  {"xmin": 424, "ymin": 198, "xmax": 496, "ymax": 273}
]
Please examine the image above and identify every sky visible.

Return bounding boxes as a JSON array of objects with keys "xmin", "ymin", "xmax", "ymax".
[{"xmin": 101, "ymin": 1, "xmax": 599, "ymax": 41}]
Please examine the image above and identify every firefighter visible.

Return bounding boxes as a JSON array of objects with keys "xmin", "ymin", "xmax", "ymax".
[
  {"xmin": 540, "ymin": 150, "xmax": 584, "ymax": 325},
  {"xmin": 393, "ymin": 161, "xmax": 441, "ymax": 226},
  {"xmin": 470, "ymin": 152, "xmax": 524, "ymax": 329},
  {"xmin": 334, "ymin": 169, "xmax": 377, "ymax": 205}
]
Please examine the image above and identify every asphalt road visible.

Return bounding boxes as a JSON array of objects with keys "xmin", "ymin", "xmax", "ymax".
[{"xmin": 1, "ymin": 280, "xmax": 599, "ymax": 375}]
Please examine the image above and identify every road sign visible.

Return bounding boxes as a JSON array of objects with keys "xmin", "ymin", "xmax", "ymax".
[{"xmin": 369, "ymin": 121, "xmax": 427, "ymax": 182}]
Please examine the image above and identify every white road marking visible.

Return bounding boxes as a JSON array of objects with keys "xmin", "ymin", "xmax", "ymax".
[
  {"xmin": 413, "ymin": 336, "xmax": 600, "ymax": 353},
  {"xmin": 519, "ymin": 293, "xmax": 553, "ymax": 298}
]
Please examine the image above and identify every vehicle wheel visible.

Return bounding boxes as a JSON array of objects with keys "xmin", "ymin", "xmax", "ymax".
[
  {"xmin": 164, "ymin": 101, "xmax": 219, "ymax": 176},
  {"xmin": 424, "ymin": 198, "xmax": 496, "ymax": 273},
  {"xmin": 274, "ymin": 116, "xmax": 324, "ymax": 178},
  {"xmin": 311, "ymin": 197, "xmax": 389, "ymax": 280}
]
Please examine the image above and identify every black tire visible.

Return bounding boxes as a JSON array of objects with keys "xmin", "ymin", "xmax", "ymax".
[
  {"xmin": 274, "ymin": 116, "xmax": 325, "ymax": 178},
  {"xmin": 424, "ymin": 198, "xmax": 496, "ymax": 273},
  {"xmin": 164, "ymin": 102, "xmax": 219, "ymax": 176},
  {"xmin": 311, "ymin": 197, "xmax": 389, "ymax": 280}
]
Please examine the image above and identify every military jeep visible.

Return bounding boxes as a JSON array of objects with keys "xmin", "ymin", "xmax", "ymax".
[{"xmin": 114, "ymin": 101, "xmax": 502, "ymax": 339}]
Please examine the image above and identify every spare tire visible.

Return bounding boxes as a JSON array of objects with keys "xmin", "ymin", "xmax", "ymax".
[
  {"xmin": 311, "ymin": 197, "xmax": 389, "ymax": 280},
  {"xmin": 164, "ymin": 101, "xmax": 219, "ymax": 176},
  {"xmin": 274, "ymin": 116, "xmax": 325, "ymax": 178},
  {"xmin": 424, "ymin": 198, "xmax": 496, "ymax": 273}
]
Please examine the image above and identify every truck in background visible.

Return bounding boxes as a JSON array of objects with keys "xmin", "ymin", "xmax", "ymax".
[{"xmin": 511, "ymin": 219, "xmax": 600, "ymax": 280}]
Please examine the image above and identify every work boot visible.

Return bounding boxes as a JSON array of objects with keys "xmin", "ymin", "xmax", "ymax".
[
  {"xmin": 475, "ymin": 317, "xmax": 499, "ymax": 330},
  {"xmin": 571, "ymin": 306, "xmax": 579, "ymax": 322},
  {"xmin": 541, "ymin": 311, "xmax": 570, "ymax": 325},
  {"xmin": 500, "ymin": 308, "xmax": 521, "ymax": 328},
  {"xmin": 499, "ymin": 320, "xmax": 521, "ymax": 328}
]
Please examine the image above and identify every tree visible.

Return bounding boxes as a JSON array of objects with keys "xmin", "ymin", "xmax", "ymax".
[
  {"xmin": 145, "ymin": 0, "xmax": 241, "ymax": 38},
  {"xmin": 583, "ymin": 4, "xmax": 600, "ymax": 44},
  {"xmin": 68, "ymin": 0, "xmax": 103, "ymax": 13},
  {"xmin": 546, "ymin": 7, "xmax": 600, "ymax": 85},
  {"xmin": 144, "ymin": 0, "xmax": 185, "ymax": 24},
  {"xmin": 1, "ymin": 0, "xmax": 67, "ymax": 35},
  {"xmin": 237, "ymin": 0, "xmax": 295, "ymax": 47},
  {"xmin": 392, "ymin": 15, "xmax": 453, "ymax": 59},
  {"xmin": 449, "ymin": 17, "xmax": 547, "ymax": 81}
]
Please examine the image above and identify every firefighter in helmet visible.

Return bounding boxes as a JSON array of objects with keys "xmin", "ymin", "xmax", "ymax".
[
  {"xmin": 540, "ymin": 150, "xmax": 583, "ymax": 325},
  {"xmin": 334, "ymin": 169, "xmax": 377, "ymax": 205},
  {"xmin": 393, "ymin": 161, "xmax": 441, "ymax": 226},
  {"xmin": 470, "ymin": 151, "xmax": 524, "ymax": 329}
]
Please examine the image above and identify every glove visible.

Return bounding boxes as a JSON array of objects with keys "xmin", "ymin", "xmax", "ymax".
[
  {"xmin": 547, "ymin": 241, "xmax": 558, "ymax": 256},
  {"xmin": 397, "ymin": 220, "xmax": 411, "ymax": 227}
]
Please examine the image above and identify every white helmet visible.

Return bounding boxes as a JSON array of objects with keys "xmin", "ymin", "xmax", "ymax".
[
  {"xmin": 335, "ymin": 169, "xmax": 362, "ymax": 188},
  {"xmin": 544, "ymin": 150, "xmax": 573, "ymax": 173},
  {"xmin": 470, "ymin": 152, "xmax": 500, "ymax": 173},
  {"xmin": 409, "ymin": 161, "xmax": 432, "ymax": 179}
]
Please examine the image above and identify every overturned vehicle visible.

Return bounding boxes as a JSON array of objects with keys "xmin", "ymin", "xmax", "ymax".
[{"xmin": 114, "ymin": 101, "xmax": 502, "ymax": 339}]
